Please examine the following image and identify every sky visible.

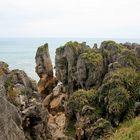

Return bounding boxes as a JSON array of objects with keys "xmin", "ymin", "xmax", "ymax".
[{"xmin": 0, "ymin": 0, "xmax": 140, "ymax": 38}]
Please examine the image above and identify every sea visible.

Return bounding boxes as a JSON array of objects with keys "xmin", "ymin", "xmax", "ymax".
[{"xmin": 0, "ymin": 38, "xmax": 140, "ymax": 81}]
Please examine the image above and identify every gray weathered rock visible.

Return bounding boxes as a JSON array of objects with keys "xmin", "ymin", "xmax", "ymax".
[
  {"xmin": 0, "ymin": 96, "xmax": 25, "ymax": 140},
  {"xmin": 22, "ymin": 104, "xmax": 49, "ymax": 140},
  {"xmin": 35, "ymin": 43, "xmax": 56, "ymax": 95},
  {"xmin": 55, "ymin": 41, "xmax": 103, "ymax": 92}
]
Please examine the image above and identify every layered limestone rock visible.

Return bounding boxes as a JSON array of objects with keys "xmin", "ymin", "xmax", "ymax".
[
  {"xmin": 55, "ymin": 41, "xmax": 88, "ymax": 93},
  {"xmin": 0, "ymin": 62, "xmax": 25, "ymax": 140},
  {"xmin": 0, "ymin": 61, "xmax": 46, "ymax": 140},
  {"xmin": 35, "ymin": 43, "xmax": 56, "ymax": 95},
  {"xmin": 4, "ymin": 69, "xmax": 39, "ymax": 109},
  {"xmin": 42, "ymin": 82, "xmax": 69, "ymax": 139},
  {"xmin": 55, "ymin": 41, "xmax": 103, "ymax": 93},
  {"xmin": 0, "ymin": 96, "xmax": 25, "ymax": 140}
]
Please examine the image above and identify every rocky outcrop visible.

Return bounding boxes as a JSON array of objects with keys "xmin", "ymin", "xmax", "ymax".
[
  {"xmin": 55, "ymin": 41, "xmax": 140, "ymax": 139},
  {"xmin": 4, "ymin": 69, "xmax": 39, "ymax": 109},
  {"xmin": 55, "ymin": 41, "xmax": 88, "ymax": 93},
  {"xmin": 0, "ymin": 62, "xmax": 25, "ymax": 140},
  {"xmin": 101, "ymin": 41, "xmax": 140, "ymax": 72},
  {"xmin": 0, "ymin": 61, "xmax": 47, "ymax": 140},
  {"xmin": 55, "ymin": 41, "xmax": 103, "ymax": 93},
  {"xmin": 35, "ymin": 43, "xmax": 56, "ymax": 96}
]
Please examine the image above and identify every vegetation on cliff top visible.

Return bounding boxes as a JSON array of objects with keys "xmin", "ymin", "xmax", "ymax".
[
  {"xmin": 38, "ymin": 43, "xmax": 48, "ymax": 52},
  {"xmin": 80, "ymin": 48, "xmax": 103, "ymax": 66},
  {"xmin": 56, "ymin": 41, "xmax": 89, "ymax": 55}
]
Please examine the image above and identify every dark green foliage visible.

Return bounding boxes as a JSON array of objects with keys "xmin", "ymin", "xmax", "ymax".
[
  {"xmin": 119, "ymin": 49, "xmax": 140, "ymax": 69},
  {"xmin": 39, "ymin": 43, "xmax": 48, "ymax": 52},
  {"xmin": 89, "ymin": 118, "xmax": 113, "ymax": 139},
  {"xmin": 101, "ymin": 41, "xmax": 124, "ymax": 55},
  {"xmin": 65, "ymin": 119, "xmax": 76, "ymax": 137},
  {"xmin": 80, "ymin": 48, "xmax": 103, "ymax": 66},
  {"xmin": 98, "ymin": 67, "xmax": 140, "ymax": 125},
  {"xmin": 5, "ymin": 77, "xmax": 13, "ymax": 89},
  {"xmin": 64, "ymin": 41, "xmax": 89, "ymax": 55},
  {"xmin": 68, "ymin": 89, "xmax": 97, "ymax": 114}
]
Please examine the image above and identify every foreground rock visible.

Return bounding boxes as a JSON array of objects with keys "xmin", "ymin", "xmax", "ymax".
[
  {"xmin": 0, "ymin": 61, "xmax": 47, "ymax": 140},
  {"xmin": 0, "ymin": 62, "xmax": 25, "ymax": 140},
  {"xmin": 0, "ymin": 96, "xmax": 25, "ymax": 140},
  {"xmin": 42, "ymin": 82, "xmax": 70, "ymax": 139},
  {"xmin": 22, "ymin": 104, "xmax": 49, "ymax": 140}
]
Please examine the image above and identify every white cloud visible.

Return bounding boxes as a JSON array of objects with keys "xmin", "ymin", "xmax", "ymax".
[{"xmin": 0, "ymin": 0, "xmax": 140, "ymax": 38}]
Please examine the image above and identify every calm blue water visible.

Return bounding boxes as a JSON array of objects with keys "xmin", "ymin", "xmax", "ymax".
[{"xmin": 0, "ymin": 38, "xmax": 140, "ymax": 81}]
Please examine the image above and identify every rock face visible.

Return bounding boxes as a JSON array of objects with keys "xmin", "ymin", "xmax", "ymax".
[
  {"xmin": 5, "ymin": 69, "xmax": 39, "ymax": 109},
  {"xmin": 0, "ymin": 61, "xmax": 47, "ymax": 140},
  {"xmin": 35, "ymin": 43, "xmax": 56, "ymax": 95},
  {"xmin": 0, "ymin": 62, "xmax": 25, "ymax": 140},
  {"xmin": 55, "ymin": 41, "xmax": 87, "ymax": 93},
  {"xmin": 0, "ymin": 96, "xmax": 25, "ymax": 140},
  {"xmin": 55, "ymin": 41, "xmax": 103, "ymax": 93}
]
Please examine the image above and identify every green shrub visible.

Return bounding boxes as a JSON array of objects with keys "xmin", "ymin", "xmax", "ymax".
[
  {"xmin": 98, "ymin": 67, "xmax": 140, "ymax": 125},
  {"xmin": 5, "ymin": 77, "xmax": 13, "ymax": 89},
  {"xmin": 68, "ymin": 89, "xmax": 97, "ymax": 114},
  {"xmin": 80, "ymin": 48, "xmax": 103, "ymax": 67}
]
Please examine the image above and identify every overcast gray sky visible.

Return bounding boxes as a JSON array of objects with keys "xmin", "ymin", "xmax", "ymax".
[{"xmin": 0, "ymin": 0, "xmax": 140, "ymax": 38}]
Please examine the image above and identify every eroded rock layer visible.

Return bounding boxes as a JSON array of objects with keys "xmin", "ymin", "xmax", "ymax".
[{"xmin": 35, "ymin": 43, "xmax": 56, "ymax": 95}]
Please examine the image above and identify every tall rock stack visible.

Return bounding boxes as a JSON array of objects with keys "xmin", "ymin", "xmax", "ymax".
[{"xmin": 35, "ymin": 43, "xmax": 56, "ymax": 96}]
